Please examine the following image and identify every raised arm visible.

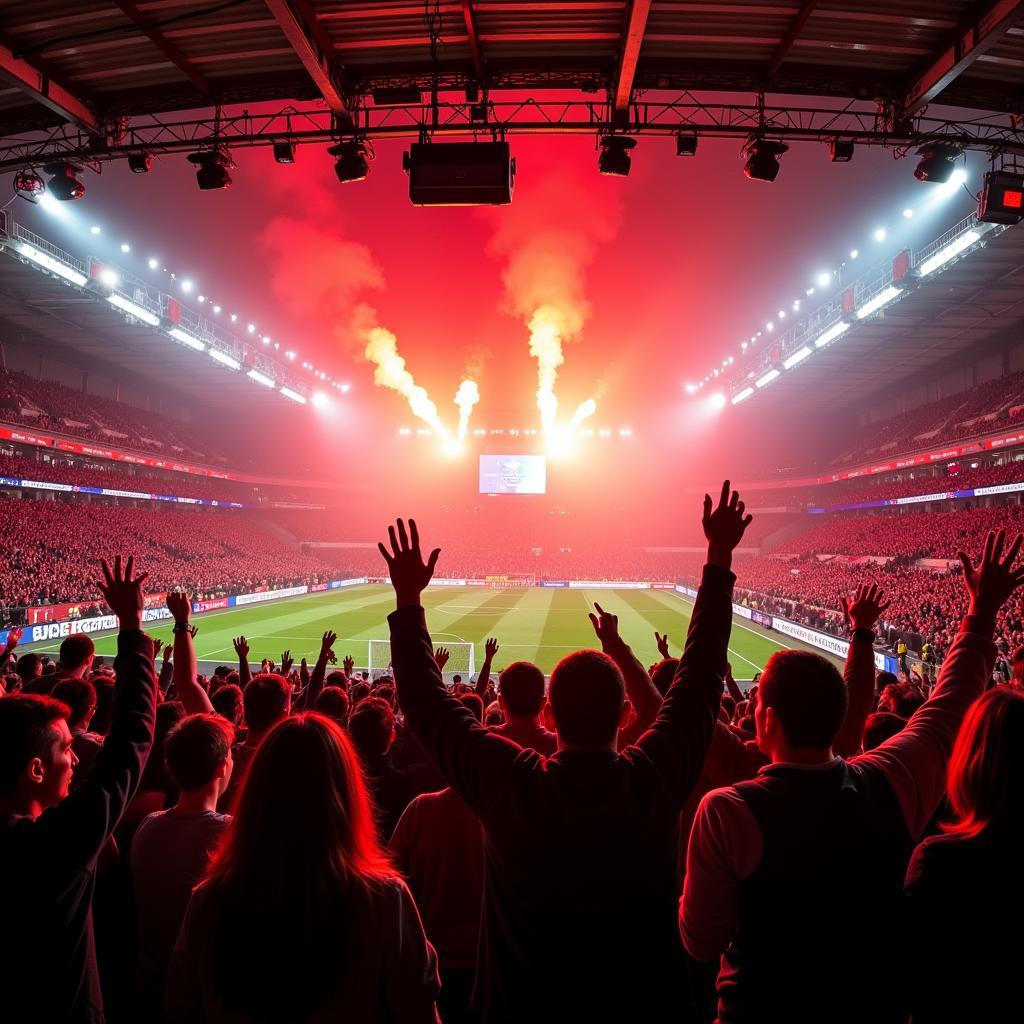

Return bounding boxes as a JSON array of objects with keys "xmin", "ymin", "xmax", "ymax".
[
  {"xmin": 232, "ymin": 635, "xmax": 251, "ymax": 687},
  {"xmin": 475, "ymin": 637, "xmax": 499, "ymax": 697},
  {"xmin": 834, "ymin": 583, "xmax": 889, "ymax": 758},
  {"xmin": 633, "ymin": 482, "xmax": 751, "ymax": 806},
  {"xmin": 382, "ymin": 518, "xmax": 523, "ymax": 818},
  {"xmin": 167, "ymin": 592, "xmax": 213, "ymax": 715},
  {"xmin": 37, "ymin": 555, "xmax": 157, "ymax": 864},
  {"xmin": 589, "ymin": 604, "xmax": 662, "ymax": 747},
  {"xmin": 157, "ymin": 642, "xmax": 174, "ymax": 697},
  {"xmin": 724, "ymin": 662, "xmax": 744, "ymax": 704},
  {"xmin": 855, "ymin": 529, "xmax": 1020, "ymax": 837},
  {"xmin": 0, "ymin": 626, "xmax": 22, "ymax": 673},
  {"xmin": 296, "ymin": 631, "xmax": 336, "ymax": 711}
]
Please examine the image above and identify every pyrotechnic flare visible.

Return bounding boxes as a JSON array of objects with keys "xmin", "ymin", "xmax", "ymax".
[
  {"xmin": 455, "ymin": 379, "xmax": 480, "ymax": 445},
  {"xmin": 357, "ymin": 312, "xmax": 449, "ymax": 440},
  {"xmin": 567, "ymin": 397, "xmax": 597, "ymax": 432},
  {"xmin": 529, "ymin": 307, "xmax": 569, "ymax": 432}
]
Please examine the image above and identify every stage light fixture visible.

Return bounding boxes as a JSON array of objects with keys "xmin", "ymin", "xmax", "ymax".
[
  {"xmin": 914, "ymin": 144, "xmax": 960, "ymax": 183},
  {"xmin": 743, "ymin": 139, "xmax": 788, "ymax": 182},
  {"xmin": 187, "ymin": 148, "xmax": 234, "ymax": 190},
  {"xmin": 676, "ymin": 132, "xmax": 698, "ymax": 157},
  {"xmin": 43, "ymin": 162, "xmax": 86, "ymax": 201},
  {"xmin": 828, "ymin": 140, "xmax": 854, "ymax": 163},
  {"xmin": 328, "ymin": 140, "xmax": 369, "ymax": 183},
  {"xmin": 598, "ymin": 136, "xmax": 636, "ymax": 177},
  {"xmin": 273, "ymin": 141, "xmax": 296, "ymax": 164},
  {"xmin": 13, "ymin": 170, "xmax": 44, "ymax": 197},
  {"xmin": 127, "ymin": 153, "xmax": 153, "ymax": 174},
  {"xmin": 978, "ymin": 170, "xmax": 1024, "ymax": 224}
]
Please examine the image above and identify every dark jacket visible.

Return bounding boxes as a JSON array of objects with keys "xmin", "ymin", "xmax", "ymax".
[
  {"xmin": 389, "ymin": 564, "xmax": 733, "ymax": 1023},
  {"xmin": 0, "ymin": 629, "xmax": 156, "ymax": 1023}
]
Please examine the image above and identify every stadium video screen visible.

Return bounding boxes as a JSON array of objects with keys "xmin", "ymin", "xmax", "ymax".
[{"xmin": 479, "ymin": 454, "xmax": 547, "ymax": 495}]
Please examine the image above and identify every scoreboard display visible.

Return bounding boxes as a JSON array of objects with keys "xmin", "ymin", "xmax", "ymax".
[{"xmin": 479, "ymin": 454, "xmax": 547, "ymax": 495}]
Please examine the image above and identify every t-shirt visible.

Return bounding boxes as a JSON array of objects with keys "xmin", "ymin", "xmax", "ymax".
[{"xmin": 131, "ymin": 808, "xmax": 230, "ymax": 1008}]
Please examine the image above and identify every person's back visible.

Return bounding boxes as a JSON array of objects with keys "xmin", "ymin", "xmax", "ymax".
[
  {"xmin": 681, "ymin": 536, "xmax": 1017, "ymax": 1023},
  {"xmin": 131, "ymin": 714, "xmax": 233, "ymax": 1017},
  {"xmin": 167, "ymin": 713, "xmax": 439, "ymax": 1023},
  {"xmin": 382, "ymin": 487, "xmax": 749, "ymax": 1021},
  {"xmin": 0, "ymin": 555, "xmax": 156, "ymax": 1023},
  {"xmin": 904, "ymin": 686, "xmax": 1024, "ymax": 1022}
]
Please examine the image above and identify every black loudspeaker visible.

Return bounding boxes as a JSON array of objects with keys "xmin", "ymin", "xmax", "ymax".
[{"xmin": 403, "ymin": 142, "xmax": 514, "ymax": 206}]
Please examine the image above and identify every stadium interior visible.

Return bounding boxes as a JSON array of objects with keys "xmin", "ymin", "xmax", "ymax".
[{"xmin": 1, "ymin": 3, "xmax": 1024, "ymax": 1023}]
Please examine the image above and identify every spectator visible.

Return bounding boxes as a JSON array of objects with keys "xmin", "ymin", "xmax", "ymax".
[
  {"xmin": 349, "ymin": 696, "xmax": 422, "ymax": 841},
  {"xmin": 680, "ymin": 530, "xmax": 1019, "ymax": 1022},
  {"xmin": 314, "ymin": 685, "xmax": 350, "ymax": 726},
  {"xmin": 210, "ymin": 683, "xmax": 243, "ymax": 725},
  {"xmin": 391, "ymin": 694, "xmax": 487, "ymax": 1024},
  {"xmin": 131, "ymin": 713, "xmax": 234, "ymax": 1017},
  {"xmin": 51, "ymin": 677, "xmax": 103, "ymax": 787},
  {"xmin": 166, "ymin": 713, "xmax": 440, "ymax": 1022},
  {"xmin": 15, "ymin": 652, "xmax": 42, "ymax": 690},
  {"xmin": 218, "ymin": 674, "xmax": 291, "ymax": 811},
  {"xmin": 489, "ymin": 661, "xmax": 557, "ymax": 755},
  {"xmin": 905, "ymin": 686, "xmax": 1024, "ymax": 1022},
  {"xmin": 382, "ymin": 482, "xmax": 751, "ymax": 1021},
  {"xmin": 24, "ymin": 634, "xmax": 94, "ymax": 695},
  {"xmin": 0, "ymin": 555, "xmax": 156, "ymax": 1023}
]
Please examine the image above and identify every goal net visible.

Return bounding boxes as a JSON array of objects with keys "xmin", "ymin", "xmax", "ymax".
[{"xmin": 366, "ymin": 639, "xmax": 476, "ymax": 684}]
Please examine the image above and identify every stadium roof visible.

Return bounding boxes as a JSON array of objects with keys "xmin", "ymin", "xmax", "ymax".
[
  {"xmin": 725, "ymin": 215, "xmax": 1024, "ymax": 413},
  {"xmin": 0, "ymin": 1, "xmax": 1023, "ymax": 142}
]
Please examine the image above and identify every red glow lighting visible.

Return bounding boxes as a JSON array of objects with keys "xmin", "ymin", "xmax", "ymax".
[{"xmin": 1004, "ymin": 189, "xmax": 1022, "ymax": 209}]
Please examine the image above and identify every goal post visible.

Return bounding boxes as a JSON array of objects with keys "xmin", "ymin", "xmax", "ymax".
[{"xmin": 366, "ymin": 639, "xmax": 475, "ymax": 684}]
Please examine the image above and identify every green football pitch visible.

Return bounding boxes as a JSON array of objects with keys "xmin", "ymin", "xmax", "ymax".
[{"xmin": 28, "ymin": 584, "xmax": 802, "ymax": 678}]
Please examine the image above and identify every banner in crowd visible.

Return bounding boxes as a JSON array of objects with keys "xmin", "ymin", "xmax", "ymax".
[
  {"xmin": 427, "ymin": 578, "xmax": 467, "ymax": 587},
  {"xmin": 811, "ymin": 478, "xmax": 1024, "ymax": 514},
  {"xmin": 232, "ymin": 585, "xmax": 309, "ymax": 607},
  {"xmin": 569, "ymin": 581, "xmax": 649, "ymax": 589},
  {"xmin": 329, "ymin": 578, "xmax": 367, "ymax": 589},
  {"xmin": 539, "ymin": 580, "xmax": 569, "ymax": 587},
  {"xmin": 192, "ymin": 597, "xmax": 229, "ymax": 613},
  {"xmin": 0, "ymin": 472, "xmax": 247, "ymax": 508}
]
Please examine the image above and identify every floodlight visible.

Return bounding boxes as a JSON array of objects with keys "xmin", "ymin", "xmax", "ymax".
[
  {"xmin": 676, "ymin": 132, "xmax": 698, "ymax": 157},
  {"xmin": 187, "ymin": 149, "xmax": 234, "ymax": 190},
  {"xmin": 43, "ymin": 162, "xmax": 85, "ymax": 201},
  {"xmin": 828, "ymin": 140, "xmax": 854, "ymax": 163},
  {"xmin": 127, "ymin": 153, "xmax": 153, "ymax": 174},
  {"xmin": 273, "ymin": 141, "xmax": 296, "ymax": 164},
  {"xmin": 743, "ymin": 139, "xmax": 788, "ymax": 182},
  {"xmin": 709, "ymin": 392, "xmax": 727, "ymax": 410},
  {"xmin": 978, "ymin": 170, "xmax": 1024, "ymax": 225},
  {"xmin": 598, "ymin": 136, "xmax": 636, "ymax": 177},
  {"xmin": 13, "ymin": 171, "xmax": 44, "ymax": 197},
  {"xmin": 328, "ymin": 140, "xmax": 369, "ymax": 183},
  {"xmin": 914, "ymin": 144, "xmax": 960, "ymax": 184}
]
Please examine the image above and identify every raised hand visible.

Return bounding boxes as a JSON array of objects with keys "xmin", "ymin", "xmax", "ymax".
[
  {"xmin": 152, "ymin": 638, "xmax": 164, "ymax": 660},
  {"xmin": 281, "ymin": 650, "xmax": 294, "ymax": 675},
  {"xmin": 378, "ymin": 518, "xmax": 441, "ymax": 608},
  {"xmin": 96, "ymin": 555, "xmax": 148, "ymax": 630},
  {"xmin": 655, "ymin": 631, "xmax": 670, "ymax": 659},
  {"xmin": 702, "ymin": 480, "xmax": 753, "ymax": 569},
  {"xmin": 841, "ymin": 583, "xmax": 890, "ymax": 632},
  {"xmin": 343, "ymin": 654, "xmax": 354, "ymax": 677},
  {"xmin": 233, "ymin": 635, "xmax": 249, "ymax": 659},
  {"xmin": 588, "ymin": 602, "xmax": 622, "ymax": 650},
  {"xmin": 485, "ymin": 637, "xmax": 500, "ymax": 660},
  {"xmin": 6, "ymin": 627, "xmax": 22, "ymax": 648},
  {"xmin": 162, "ymin": 642, "xmax": 172, "ymax": 663},
  {"xmin": 434, "ymin": 647, "xmax": 450, "ymax": 670},
  {"xmin": 958, "ymin": 530, "xmax": 1024, "ymax": 618},
  {"xmin": 166, "ymin": 591, "xmax": 191, "ymax": 626},
  {"xmin": 320, "ymin": 631, "xmax": 337, "ymax": 662}
]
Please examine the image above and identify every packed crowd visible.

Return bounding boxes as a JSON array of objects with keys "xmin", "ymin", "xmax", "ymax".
[
  {"xmin": 2, "ymin": 486, "xmax": 1021, "ymax": 1024},
  {"xmin": 0, "ymin": 499, "xmax": 331, "ymax": 618},
  {"xmin": 832, "ymin": 368, "xmax": 1024, "ymax": 466},
  {"xmin": 0, "ymin": 370, "xmax": 223, "ymax": 460},
  {"xmin": 0, "ymin": 452, "xmax": 253, "ymax": 503},
  {"xmin": 746, "ymin": 459, "xmax": 1024, "ymax": 510}
]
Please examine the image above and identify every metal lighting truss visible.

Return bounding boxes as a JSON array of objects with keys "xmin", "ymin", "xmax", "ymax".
[{"xmin": 0, "ymin": 97, "xmax": 1022, "ymax": 172}]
